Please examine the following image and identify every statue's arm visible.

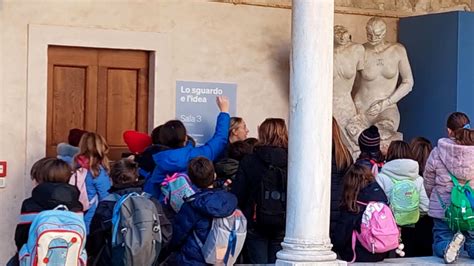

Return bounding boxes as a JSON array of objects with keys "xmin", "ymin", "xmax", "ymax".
[{"xmin": 388, "ymin": 45, "xmax": 414, "ymax": 104}]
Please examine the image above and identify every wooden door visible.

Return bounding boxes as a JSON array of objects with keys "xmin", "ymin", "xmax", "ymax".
[{"xmin": 47, "ymin": 46, "xmax": 149, "ymax": 160}]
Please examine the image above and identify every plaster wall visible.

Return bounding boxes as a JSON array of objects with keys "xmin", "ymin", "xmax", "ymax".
[{"xmin": 0, "ymin": 0, "xmax": 397, "ymax": 261}]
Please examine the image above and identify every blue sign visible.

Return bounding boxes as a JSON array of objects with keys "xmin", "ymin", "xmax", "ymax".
[{"xmin": 176, "ymin": 81, "xmax": 237, "ymax": 146}]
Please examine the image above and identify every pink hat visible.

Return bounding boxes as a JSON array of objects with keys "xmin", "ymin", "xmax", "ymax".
[{"xmin": 123, "ymin": 130, "xmax": 152, "ymax": 154}]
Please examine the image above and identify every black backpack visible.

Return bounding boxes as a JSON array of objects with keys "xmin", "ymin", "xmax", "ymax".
[{"xmin": 254, "ymin": 161, "xmax": 288, "ymax": 233}]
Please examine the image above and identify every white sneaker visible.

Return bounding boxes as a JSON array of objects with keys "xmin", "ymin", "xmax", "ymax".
[{"xmin": 444, "ymin": 232, "xmax": 465, "ymax": 264}]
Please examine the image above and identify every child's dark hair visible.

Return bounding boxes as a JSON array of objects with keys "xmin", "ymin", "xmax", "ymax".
[
  {"xmin": 159, "ymin": 120, "xmax": 187, "ymax": 148},
  {"xmin": 357, "ymin": 151, "xmax": 384, "ymax": 163},
  {"xmin": 188, "ymin": 157, "xmax": 215, "ymax": 189},
  {"xmin": 410, "ymin": 137, "xmax": 432, "ymax": 176},
  {"xmin": 228, "ymin": 141, "xmax": 253, "ymax": 161},
  {"xmin": 447, "ymin": 112, "xmax": 470, "ymax": 131},
  {"xmin": 244, "ymin": 137, "xmax": 258, "ymax": 151},
  {"xmin": 151, "ymin": 125, "xmax": 163, "ymax": 145},
  {"xmin": 110, "ymin": 159, "xmax": 139, "ymax": 185},
  {"xmin": 454, "ymin": 128, "xmax": 474, "ymax": 146},
  {"xmin": 341, "ymin": 164, "xmax": 374, "ymax": 213},
  {"xmin": 386, "ymin": 140, "xmax": 413, "ymax": 162},
  {"xmin": 31, "ymin": 157, "xmax": 72, "ymax": 184}
]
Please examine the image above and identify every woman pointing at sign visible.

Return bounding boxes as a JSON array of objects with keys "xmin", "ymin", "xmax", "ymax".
[{"xmin": 144, "ymin": 96, "xmax": 230, "ymax": 200}]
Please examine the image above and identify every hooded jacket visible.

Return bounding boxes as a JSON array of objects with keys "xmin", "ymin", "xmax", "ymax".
[
  {"xmin": 15, "ymin": 182, "xmax": 83, "ymax": 251},
  {"xmin": 333, "ymin": 181, "xmax": 389, "ymax": 262},
  {"xmin": 170, "ymin": 189, "xmax": 238, "ymax": 266},
  {"xmin": 86, "ymin": 184, "xmax": 172, "ymax": 266},
  {"xmin": 231, "ymin": 146, "xmax": 288, "ymax": 231},
  {"xmin": 144, "ymin": 112, "xmax": 230, "ymax": 200},
  {"xmin": 56, "ymin": 142, "xmax": 79, "ymax": 166},
  {"xmin": 424, "ymin": 138, "xmax": 474, "ymax": 219},
  {"xmin": 376, "ymin": 158, "xmax": 429, "ymax": 214},
  {"xmin": 214, "ymin": 158, "xmax": 239, "ymax": 186}
]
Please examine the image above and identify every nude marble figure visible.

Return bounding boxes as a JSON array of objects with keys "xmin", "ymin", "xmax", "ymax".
[{"xmin": 348, "ymin": 17, "xmax": 414, "ymax": 153}]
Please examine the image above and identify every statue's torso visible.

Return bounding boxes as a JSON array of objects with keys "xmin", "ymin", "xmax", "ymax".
[
  {"xmin": 354, "ymin": 43, "xmax": 403, "ymax": 112},
  {"xmin": 333, "ymin": 43, "xmax": 364, "ymax": 124}
]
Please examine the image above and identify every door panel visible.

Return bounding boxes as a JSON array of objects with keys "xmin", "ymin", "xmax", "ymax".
[
  {"xmin": 47, "ymin": 47, "xmax": 98, "ymax": 157},
  {"xmin": 105, "ymin": 69, "xmax": 138, "ymax": 159},
  {"xmin": 47, "ymin": 46, "xmax": 149, "ymax": 160}
]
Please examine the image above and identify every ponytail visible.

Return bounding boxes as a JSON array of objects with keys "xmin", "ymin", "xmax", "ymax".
[{"xmin": 454, "ymin": 128, "xmax": 474, "ymax": 146}]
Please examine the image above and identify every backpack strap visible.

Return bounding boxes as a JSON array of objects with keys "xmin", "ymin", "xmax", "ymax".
[
  {"xmin": 436, "ymin": 190, "xmax": 447, "ymax": 210},
  {"xmin": 356, "ymin": 201, "xmax": 368, "ymax": 206},
  {"xmin": 193, "ymin": 230, "xmax": 204, "ymax": 249},
  {"xmin": 111, "ymin": 192, "xmax": 140, "ymax": 245},
  {"xmin": 351, "ymin": 230, "xmax": 357, "ymax": 263},
  {"xmin": 103, "ymin": 193, "xmax": 121, "ymax": 202}
]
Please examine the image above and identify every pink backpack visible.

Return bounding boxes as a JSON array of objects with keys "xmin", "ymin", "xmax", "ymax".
[
  {"xmin": 351, "ymin": 201, "xmax": 399, "ymax": 262},
  {"xmin": 69, "ymin": 168, "xmax": 90, "ymax": 211}
]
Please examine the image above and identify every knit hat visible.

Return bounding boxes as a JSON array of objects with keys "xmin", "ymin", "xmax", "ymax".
[
  {"xmin": 123, "ymin": 130, "xmax": 152, "ymax": 154},
  {"xmin": 68, "ymin": 128, "xmax": 88, "ymax": 147},
  {"xmin": 358, "ymin": 125, "xmax": 381, "ymax": 153}
]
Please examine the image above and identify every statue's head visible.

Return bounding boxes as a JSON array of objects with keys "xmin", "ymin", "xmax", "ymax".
[
  {"xmin": 366, "ymin": 17, "xmax": 387, "ymax": 45},
  {"xmin": 334, "ymin": 25, "xmax": 351, "ymax": 46}
]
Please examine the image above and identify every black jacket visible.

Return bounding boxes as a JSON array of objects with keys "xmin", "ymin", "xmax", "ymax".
[
  {"xmin": 135, "ymin": 144, "xmax": 169, "ymax": 175},
  {"xmin": 15, "ymin": 182, "xmax": 83, "ymax": 251},
  {"xmin": 333, "ymin": 181, "xmax": 389, "ymax": 262},
  {"xmin": 86, "ymin": 184, "xmax": 172, "ymax": 266},
  {"xmin": 231, "ymin": 145, "xmax": 287, "ymax": 232},
  {"xmin": 330, "ymin": 151, "xmax": 350, "ymax": 241}
]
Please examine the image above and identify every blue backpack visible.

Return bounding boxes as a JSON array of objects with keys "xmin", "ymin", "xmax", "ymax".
[{"xmin": 19, "ymin": 205, "xmax": 87, "ymax": 266}]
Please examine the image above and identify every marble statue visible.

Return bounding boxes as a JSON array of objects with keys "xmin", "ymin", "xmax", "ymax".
[
  {"xmin": 348, "ymin": 17, "xmax": 414, "ymax": 153},
  {"xmin": 333, "ymin": 25, "xmax": 365, "ymax": 154}
]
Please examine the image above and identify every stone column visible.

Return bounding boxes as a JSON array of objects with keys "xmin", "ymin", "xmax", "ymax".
[{"xmin": 276, "ymin": 0, "xmax": 343, "ymax": 265}]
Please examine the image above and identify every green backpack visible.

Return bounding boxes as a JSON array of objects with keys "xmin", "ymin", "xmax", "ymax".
[
  {"xmin": 389, "ymin": 178, "xmax": 420, "ymax": 226},
  {"xmin": 438, "ymin": 173, "xmax": 474, "ymax": 231}
]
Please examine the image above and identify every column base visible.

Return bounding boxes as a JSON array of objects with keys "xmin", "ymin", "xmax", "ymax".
[{"xmin": 275, "ymin": 237, "xmax": 345, "ymax": 266}]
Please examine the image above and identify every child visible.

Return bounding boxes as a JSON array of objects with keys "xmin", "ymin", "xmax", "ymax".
[
  {"xmin": 56, "ymin": 128, "xmax": 87, "ymax": 165},
  {"xmin": 15, "ymin": 158, "xmax": 83, "ymax": 251},
  {"xmin": 376, "ymin": 140, "xmax": 429, "ymax": 257},
  {"xmin": 424, "ymin": 112, "xmax": 474, "ymax": 263},
  {"xmin": 214, "ymin": 140, "xmax": 253, "ymax": 189},
  {"xmin": 144, "ymin": 96, "xmax": 230, "ymax": 201},
  {"xmin": 169, "ymin": 157, "xmax": 239, "ymax": 265},
  {"xmin": 75, "ymin": 132, "xmax": 111, "ymax": 232},
  {"xmin": 410, "ymin": 136, "xmax": 434, "ymax": 256},
  {"xmin": 87, "ymin": 159, "xmax": 172, "ymax": 266},
  {"xmin": 355, "ymin": 125, "xmax": 385, "ymax": 175},
  {"xmin": 333, "ymin": 163, "xmax": 389, "ymax": 262}
]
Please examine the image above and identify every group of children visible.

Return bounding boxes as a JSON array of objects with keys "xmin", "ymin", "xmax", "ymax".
[
  {"xmin": 11, "ymin": 96, "xmax": 291, "ymax": 265},
  {"xmin": 330, "ymin": 112, "xmax": 474, "ymax": 264},
  {"xmin": 11, "ymin": 91, "xmax": 474, "ymax": 265}
]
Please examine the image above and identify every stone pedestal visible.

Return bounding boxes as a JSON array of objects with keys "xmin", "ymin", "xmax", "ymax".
[{"xmin": 276, "ymin": 0, "xmax": 344, "ymax": 265}]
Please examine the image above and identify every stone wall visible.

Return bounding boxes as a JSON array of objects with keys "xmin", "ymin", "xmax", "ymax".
[{"xmin": 221, "ymin": 0, "xmax": 471, "ymax": 15}]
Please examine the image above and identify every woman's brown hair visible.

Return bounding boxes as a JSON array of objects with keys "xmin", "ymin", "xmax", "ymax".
[
  {"xmin": 258, "ymin": 118, "xmax": 288, "ymax": 149},
  {"xmin": 76, "ymin": 132, "xmax": 110, "ymax": 177},
  {"xmin": 332, "ymin": 117, "xmax": 353, "ymax": 170},
  {"xmin": 341, "ymin": 164, "xmax": 374, "ymax": 213},
  {"xmin": 386, "ymin": 140, "xmax": 413, "ymax": 162},
  {"xmin": 410, "ymin": 137, "xmax": 432, "ymax": 176},
  {"xmin": 454, "ymin": 128, "xmax": 474, "ymax": 146}
]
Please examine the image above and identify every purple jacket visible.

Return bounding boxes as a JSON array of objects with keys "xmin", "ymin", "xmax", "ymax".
[{"xmin": 424, "ymin": 138, "xmax": 474, "ymax": 219}]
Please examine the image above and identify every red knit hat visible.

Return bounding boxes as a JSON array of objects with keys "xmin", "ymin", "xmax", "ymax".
[{"xmin": 123, "ymin": 130, "xmax": 152, "ymax": 154}]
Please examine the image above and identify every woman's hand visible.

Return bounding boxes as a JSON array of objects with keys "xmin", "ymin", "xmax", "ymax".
[{"xmin": 216, "ymin": 96, "xmax": 230, "ymax": 113}]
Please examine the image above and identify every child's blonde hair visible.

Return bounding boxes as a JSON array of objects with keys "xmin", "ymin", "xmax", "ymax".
[{"xmin": 76, "ymin": 132, "xmax": 110, "ymax": 177}]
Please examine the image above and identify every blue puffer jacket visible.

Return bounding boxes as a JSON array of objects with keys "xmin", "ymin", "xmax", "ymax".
[
  {"xmin": 170, "ymin": 189, "xmax": 237, "ymax": 266},
  {"xmin": 144, "ymin": 112, "xmax": 230, "ymax": 200},
  {"xmin": 84, "ymin": 166, "xmax": 111, "ymax": 233}
]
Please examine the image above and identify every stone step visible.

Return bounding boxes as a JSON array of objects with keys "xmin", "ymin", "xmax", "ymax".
[{"xmin": 354, "ymin": 255, "xmax": 474, "ymax": 265}]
